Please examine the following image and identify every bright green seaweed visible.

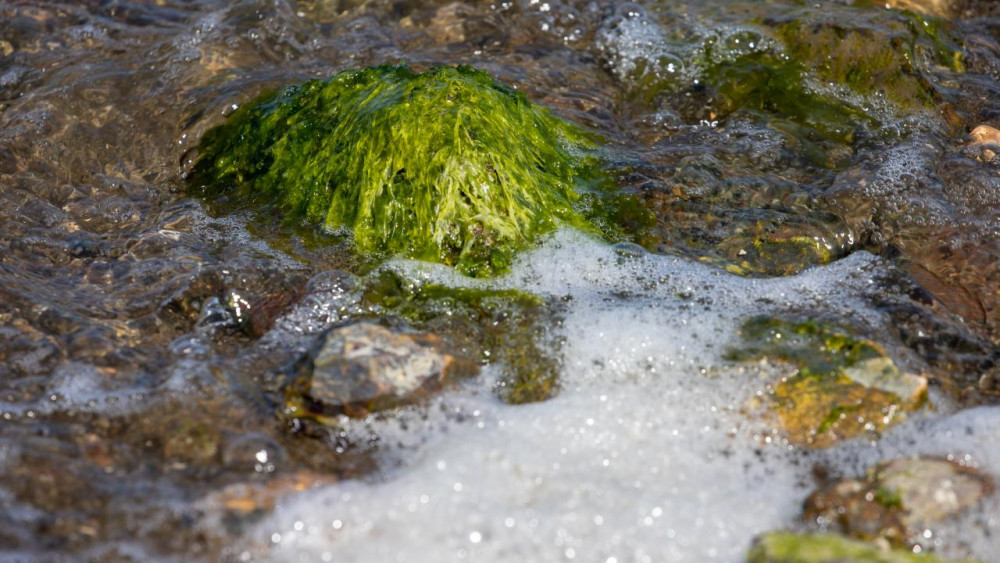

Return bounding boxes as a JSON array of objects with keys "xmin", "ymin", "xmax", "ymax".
[{"xmin": 189, "ymin": 65, "xmax": 602, "ymax": 277}]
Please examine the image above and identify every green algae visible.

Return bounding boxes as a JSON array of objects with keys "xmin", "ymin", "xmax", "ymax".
[
  {"xmin": 189, "ymin": 65, "xmax": 603, "ymax": 277},
  {"xmin": 361, "ymin": 270, "xmax": 561, "ymax": 404},
  {"xmin": 607, "ymin": 2, "xmax": 964, "ymax": 145},
  {"xmin": 748, "ymin": 532, "xmax": 955, "ymax": 563},
  {"xmin": 728, "ymin": 317, "xmax": 927, "ymax": 447},
  {"xmin": 727, "ymin": 317, "xmax": 886, "ymax": 374},
  {"xmin": 705, "ymin": 53, "xmax": 874, "ymax": 145},
  {"xmin": 875, "ymin": 485, "xmax": 905, "ymax": 510},
  {"xmin": 770, "ymin": 8, "xmax": 964, "ymax": 110}
]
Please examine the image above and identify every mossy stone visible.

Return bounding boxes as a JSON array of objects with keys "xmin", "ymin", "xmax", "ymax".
[
  {"xmin": 361, "ymin": 270, "xmax": 561, "ymax": 404},
  {"xmin": 189, "ymin": 65, "xmax": 601, "ymax": 277},
  {"xmin": 748, "ymin": 532, "xmax": 953, "ymax": 563},
  {"xmin": 728, "ymin": 317, "xmax": 928, "ymax": 447}
]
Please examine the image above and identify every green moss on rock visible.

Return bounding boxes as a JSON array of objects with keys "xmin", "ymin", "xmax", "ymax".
[
  {"xmin": 190, "ymin": 65, "xmax": 602, "ymax": 277},
  {"xmin": 361, "ymin": 270, "xmax": 561, "ymax": 404},
  {"xmin": 770, "ymin": 9, "xmax": 964, "ymax": 110},
  {"xmin": 748, "ymin": 532, "xmax": 952, "ymax": 563},
  {"xmin": 728, "ymin": 317, "xmax": 928, "ymax": 447}
]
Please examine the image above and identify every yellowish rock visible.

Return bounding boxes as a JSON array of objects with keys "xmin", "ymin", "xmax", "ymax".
[
  {"xmin": 728, "ymin": 317, "xmax": 928, "ymax": 448},
  {"xmin": 970, "ymin": 125, "xmax": 1000, "ymax": 161},
  {"xmin": 885, "ymin": 0, "xmax": 954, "ymax": 18}
]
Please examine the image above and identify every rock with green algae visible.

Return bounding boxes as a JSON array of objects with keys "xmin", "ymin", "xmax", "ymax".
[
  {"xmin": 189, "ymin": 65, "xmax": 603, "ymax": 277},
  {"xmin": 361, "ymin": 270, "xmax": 561, "ymax": 405},
  {"xmin": 597, "ymin": 2, "xmax": 964, "ymax": 149},
  {"xmin": 727, "ymin": 317, "xmax": 928, "ymax": 447},
  {"xmin": 804, "ymin": 457, "xmax": 993, "ymax": 547},
  {"xmin": 747, "ymin": 532, "xmax": 957, "ymax": 563},
  {"xmin": 769, "ymin": 7, "xmax": 964, "ymax": 110}
]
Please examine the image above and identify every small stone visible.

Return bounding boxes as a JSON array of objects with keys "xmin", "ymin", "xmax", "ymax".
[
  {"xmin": 284, "ymin": 322, "xmax": 454, "ymax": 421},
  {"xmin": 729, "ymin": 317, "xmax": 929, "ymax": 448},
  {"xmin": 804, "ymin": 457, "xmax": 992, "ymax": 547},
  {"xmin": 842, "ymin": 357, "xmax": 928, "ymax": 404},
  {"xmin": 427, "ymin": 3, "xmax": 469, "ymax": 43},
  {"xmin": 875, "ymin": 458, "xmax": 992, "ymax": 528},
  {"xmin": 969, "ymin": 124, "xmax": 1000, "ymax": 161}
]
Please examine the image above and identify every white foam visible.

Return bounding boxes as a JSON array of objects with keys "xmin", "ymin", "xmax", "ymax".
[{"xmin": 227, "ymin": 230, "xmax": 972, "ymax": 562}]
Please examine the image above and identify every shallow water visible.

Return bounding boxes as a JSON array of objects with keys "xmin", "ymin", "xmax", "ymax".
[{"xmin": 2, "ymin": 0, "xmax": 1000, "ymax": 561}]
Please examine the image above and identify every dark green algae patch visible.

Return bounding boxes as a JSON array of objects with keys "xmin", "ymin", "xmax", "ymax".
[
  {"xmin": 594, "ymin": 1, "xmax": 969, "ymax": 279},
  {"xmin": 188, "ymin": 64, "xmax": 608, "ymax": 278}
]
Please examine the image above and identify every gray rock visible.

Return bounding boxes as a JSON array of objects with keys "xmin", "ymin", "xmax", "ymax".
[{"xmin": 284, "ymin": 322, "xmax": 454, "ymax": 421}]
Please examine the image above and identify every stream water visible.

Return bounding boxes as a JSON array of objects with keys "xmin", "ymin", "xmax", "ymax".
[{"xmin": 2, "ymin": 1, "xmax": 1000, "ymax": 561}]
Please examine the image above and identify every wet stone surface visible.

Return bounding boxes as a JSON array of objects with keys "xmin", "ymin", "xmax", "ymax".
[
  {"xmin": 728, "ymin": 317, "xmax": 929, "ymax": 447},
  {"xmin": 283, "ymin": 322, "xmax": 459, "ymax": 422}
]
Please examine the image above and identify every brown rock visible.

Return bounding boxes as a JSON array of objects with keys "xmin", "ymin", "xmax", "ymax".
[
  {"xmin": 969, "ymin": 124, "xmax": 1000, "ymax": 161},
  {"xmin": 804, "ymin": 457, "xmax": 992, "ymax": 547}
]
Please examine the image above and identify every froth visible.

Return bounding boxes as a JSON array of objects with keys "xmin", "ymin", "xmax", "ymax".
[{"xmin": 233, "ymin": 230, "xmax": 957, "ymax": 562}]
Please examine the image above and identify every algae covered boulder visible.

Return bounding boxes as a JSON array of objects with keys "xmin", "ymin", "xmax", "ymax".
[
  {"xmin": 189, "ymin": 65, "xmax": 602, "ymax": 277},
  {"xmin": 728, "ymin": 317, "xmax": 928, "ymax": 447},
  {"xmin": 748, "ymin": 532, "xmax": 952, "ymax": 563}
]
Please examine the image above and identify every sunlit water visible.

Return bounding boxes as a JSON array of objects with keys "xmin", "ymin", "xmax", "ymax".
[{"xmin": 2, "ymin": 1, "xmax": 1000, "ymax": 561}]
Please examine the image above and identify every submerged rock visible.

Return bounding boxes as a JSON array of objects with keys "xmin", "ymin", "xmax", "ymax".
[
  {"xmin": 189, "ymin": 65, "xmax": 603, "ymax": 277},
  {"xmin": 284, "ymin": 322, "xmax": 456, "ymax": 422},
  {"xmin": 596, "ymin": 2, "xmax": 962, "ymax": 135},
  {"xmin": 747, "ymin": 532, "xmax": 951, "ymax": 563},
  {"xmin": 886, "ymin": 0, "xmax": 956, "ymax": 18},
  {"xmin": 804, "ymin": 458, "xmax": 993, "ymax": 546},
  {"xmin": 968, "ymin": 124, "xmax": 1000, "ymax": 161},
  {"xmin": 728, "ymin": 317, "xmax": 928, "ymax": 447}
]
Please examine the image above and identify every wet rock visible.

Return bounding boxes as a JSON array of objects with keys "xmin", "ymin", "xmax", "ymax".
[
  {"xmin": 887, "ymin": 0, "xmax": 955, "ymax": 18},
  {"xmin": 425, "ymin": 3, "xmax": 470, "ymax": 44},
  {"xmin": 621, "ymin": 161, "xmax": 858, "ymax": 277},
  {"xmin": 361, "ymin": 270, "xmax": 557, "ymax": 405},
  {"xmin": 157, "ymin": 264, "xmax": 308, "ymax": 338},
  {"xmin": 748, "ymin": 531, "xmax": 949, "ymax": 563},
  {"xmin": 596, "ymin": 1, "xmax": 961, "ymax": 131},
  {"xmin": 804, "ymin": 458, "xmax": 992, "ymax": 547},
  {"xmin": 877, "ymin": 458, "xmax": 992, "ymax": 526},
  {"xmin": 728, "ymin": 317, "xmax": 928, "ymax": 447},
  {"xmin": 969, "ymin": 124, "xmax": 1000, "ymax": 161},
  {"xmin": 284, "ymin": 322, "xmax": 455, "ymax": 421}
]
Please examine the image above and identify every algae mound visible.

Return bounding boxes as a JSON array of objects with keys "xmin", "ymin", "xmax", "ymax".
[{"xmin": 189, "ymin": 65, "xmax": 601, "ymax": 277}]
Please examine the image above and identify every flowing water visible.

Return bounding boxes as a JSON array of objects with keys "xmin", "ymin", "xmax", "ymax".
[{"xmin": 2, "ymin": 0, "xmax": 1000, "ymax": 561}]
